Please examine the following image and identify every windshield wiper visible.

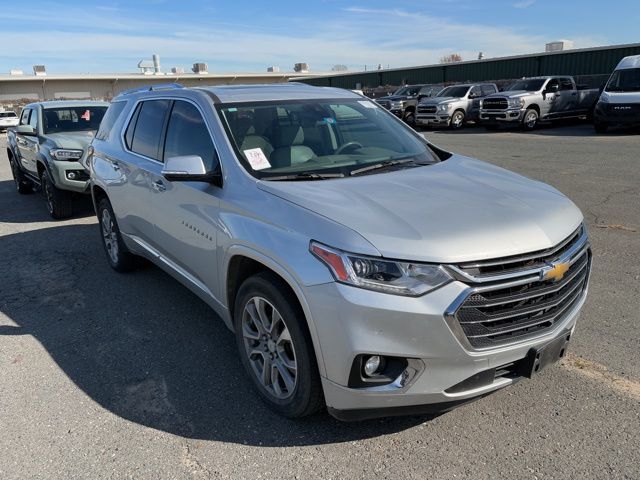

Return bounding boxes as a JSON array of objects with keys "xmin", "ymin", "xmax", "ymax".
[
  {"xmin": 264, "ymin": 172, "xmax": 345, "ymax": 181},
  {"xmin": 349, "ymin": 158, "xmax": 419, "ymax": 176}
]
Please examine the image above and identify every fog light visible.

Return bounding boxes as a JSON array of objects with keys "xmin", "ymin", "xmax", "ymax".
[
  {"xmin": 67, "ymin": 171, "xmax": 77, "ymax": 180},
  {"xmin": 363, "ymin": 355, "xmax": 383, "ymax": 377}
]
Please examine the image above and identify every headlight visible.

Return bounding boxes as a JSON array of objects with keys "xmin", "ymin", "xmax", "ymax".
[
  {"xmin": 390, "ymin": 101, "xmax": 402, "ymax": 109},
  {"xmin": 310, "ymin": 242, "xmax": 452, "ymax": 296},
  {"xmin": 508, "ymin": 98, "xmax": 525, "ymax": 108},
  {"xmin": 437, "ymin": 103, "xmax": 452, "ymax": 112},
  {"xmin": 598, "ymin": 95, "xmax": 609, "ymax": 104},
  {"xmin": 50, "ymin": 149, "xmax": 83, "ymax": 161}
]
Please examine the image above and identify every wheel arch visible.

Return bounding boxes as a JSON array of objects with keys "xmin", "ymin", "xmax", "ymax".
[{"xmin": 223, "ymin": 246, "xmax": 327, "ymax": 377}]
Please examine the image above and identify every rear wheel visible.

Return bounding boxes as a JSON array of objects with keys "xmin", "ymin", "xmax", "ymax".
[
  {"xmin": 97, "ymin": 197, "xmax": 137, "ymax": 272},
  {"xmin": 450, "ymin": 110, "xmax": 465, "ymax": 129},
  {"xmin": 522, "ymin": 109, "xmax": 539, "ymax": 130},
  {"xmin": 234, "ymin": 272, "xmax": 323, "ymax": 418},
  {"xmin": 41, "ymin": 169, "xmax": 73, "ymax": 219},
  {"xmin": 9, "ymin": 156, "xmax": 33, "ymax": 194}
]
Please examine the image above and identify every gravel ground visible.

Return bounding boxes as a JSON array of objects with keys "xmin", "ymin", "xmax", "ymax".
[{"xmin": 0, "ymin": 123, "xmax": 638, "ymax": 479}]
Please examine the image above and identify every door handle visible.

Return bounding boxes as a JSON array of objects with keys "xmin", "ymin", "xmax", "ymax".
[
  {"xmin": 111, "ymin": 161, "xmax": 120, "ymax": 171},
  {"xmin": 152, "ymin": 180, "xmax": 166, "ymax": 192}
]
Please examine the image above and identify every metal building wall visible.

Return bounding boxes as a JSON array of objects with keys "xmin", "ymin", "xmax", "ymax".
[{"xmin": 298, "ymin": 44, "xmax": 640, "ymax": 89}]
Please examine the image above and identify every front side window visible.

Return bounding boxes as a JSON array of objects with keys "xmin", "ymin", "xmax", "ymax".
[
  {"xmin": 163, "ymin": 101, "xmax": 217, "ymax": 170},
  {"xmin": 20, "ymin": 109, "xmax": 31, "ymax": 125},
  {"xmin": 43, "ymin": 106, "xmax": 107, "ymax": 134},
  {"xmin": 127, "ymin": 100, "xmax": 171, "ymax": 160},
  {"xmin": 481, "ymin": 85, "xmax": 497, "ymax": 96},
  {"xmin": 437, "ymin": 86, "xmax": 470, "ymax": 98},
  {"xmin": 606, "ymin": 68, "xmax": 640, "ymax": 92},
  {"xmin": 28, "ymin": 109, "xmax": 39, "ymax": 130},
  {"xmin": 507, "ymin": 79, "xmax": 546, "ymax": 92},
  {"xmin": 469, "ymin": 86, "xmax": 482, "ymax": 97},
  {"xmin": 218, "ymin": 99, "xmax": 437, "ymax": 179}
]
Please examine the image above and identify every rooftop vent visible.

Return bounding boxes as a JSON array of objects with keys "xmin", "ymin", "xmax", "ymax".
[
  {"xmin": 192, "ymin": 63, "xmax": 208, "ymax": 74},
  {"xmin": 10, "ymin": 69, "xmax": 24, "ymax": 76},
  {"xmin": 171, "ymin": 67, "xmax": 185, "ymax": 74},
  {"xmin": 267, "ymin": 66, "xmax": 280, "ymax": 73},
  {"xmin": 294, "ymin": 63, "xmax": 310, "ymax": 73},
  {"xmin": 33, "ymin": 65, "xmax": 46, "ymax": 76}
]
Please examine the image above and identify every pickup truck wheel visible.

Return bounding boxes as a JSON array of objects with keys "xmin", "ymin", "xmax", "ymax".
[
  {"xmin": 522, "ymin": 109, "xmax": 539, "ymax": 130},
  {"xmin": 403, "ymin": 110, "xmax": 416, "ymax": 127},
  {"xmin": 97, "ymin": 198, "xmax": 137, "ymax": 272},
  {"xmin": 594, "ymin": 121, "xmax": 609, "ymax": 133},
  {"xmin": 450, "ymin": 110, "xmax": 465, "ymax": 129},
  {"xmin": 234, "ymin": 272, "xmax": 323, "ymax": 418},
  {"xmin": 41, "ymin": 169, "xmax": 73, "ymax": 219},
  {"xmin": 9, "ymin": 157, "xmax": 33, "ymax": 194}
]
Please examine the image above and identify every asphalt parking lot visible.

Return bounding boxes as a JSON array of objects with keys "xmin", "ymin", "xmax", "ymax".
[{"xmin": 1, "ymin": 124, "xmax": 639, "ymax": 479}]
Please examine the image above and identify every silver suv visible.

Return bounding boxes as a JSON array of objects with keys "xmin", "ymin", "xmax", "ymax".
[{"xmin": 89, "ymin": 83, "xmax": 591, "ymax": 421}]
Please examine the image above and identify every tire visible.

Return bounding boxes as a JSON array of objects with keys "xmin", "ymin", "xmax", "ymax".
[
  {"xmin": 449, "ymin": 110, "xmax": 465, "ymax": 130},
  {"xmin": 594, "ymin": 121, "xmax": 609, "ymax": 133},
  {"xmin": 97, "ymin": 197, "xmax": 137, "ymax": 272},
  {"xmin": 8, "ymin": 155, "xmax": 33, "ymax": 194},
  {"xmin": 41, "ymin": 169, "xmax": 73, "ymax": 219},
  {"xmin": 522, "ymin": 108, "xmax": 539, "ymax": 131},
  {"xmin": 234, "ymin": 272, "xmax": 323, "ymax": 418},
  {"xmin": 403, "ymin": 110, "xmax": 416, "ymax": 127}
]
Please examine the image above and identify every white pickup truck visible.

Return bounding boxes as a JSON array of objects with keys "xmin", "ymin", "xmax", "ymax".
[{"xmin": 0, "ymin": 111, "xmax": 19, "ymax": 131}]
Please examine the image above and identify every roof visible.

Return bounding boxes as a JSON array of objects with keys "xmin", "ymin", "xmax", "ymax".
[
  {"xmin": 113, "ymin": 82, "xmax": 361, "ymax": 103},
  {"xmin": 27, "ymin": 100, "xmax": 110, "ymax": 109},
  {"xmin": 0, "ymin": 72, "xmax": 320, "ymax": 83}
]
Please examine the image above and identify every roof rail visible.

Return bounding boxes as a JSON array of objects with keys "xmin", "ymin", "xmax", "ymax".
[{"xmin": 118, "ymin": 83, "xmax": 184, "ymax": 96}]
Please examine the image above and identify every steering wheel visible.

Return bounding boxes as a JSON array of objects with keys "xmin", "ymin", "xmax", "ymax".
[{"xmin": 335, "ymin": 141, "xmax": 363, "ymax": 155}]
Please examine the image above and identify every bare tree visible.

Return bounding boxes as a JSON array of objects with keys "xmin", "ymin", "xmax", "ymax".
[{"xmin": 440, "ymin": 53, "xmax": 463, "ymax": 64}]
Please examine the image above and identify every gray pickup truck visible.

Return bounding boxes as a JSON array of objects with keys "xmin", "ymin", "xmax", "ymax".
[
  {"xmin": 375, "ymin": 84, "xmax": 444, "ymax": 126},
  {"xmin": 7, "ymin": 100, "xmax": 109, "ymax": 218},
  {"xmin": 479, "ymin": 76, "xmax": 599, "ymax": 130},
  {"xmin": 416, "ymin": 83, "xmax": 498, "ymax": 129}
]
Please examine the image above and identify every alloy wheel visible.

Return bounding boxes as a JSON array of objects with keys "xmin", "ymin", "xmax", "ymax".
[
  {"xmin": 241, "ymin": 296, "xmax": 298, "ymax": 399},
  {"xmin": 525, "ymin": 111, "xmax": 538, "ymax": 129},
  {"xmin": 452, "ymin": 111, "xmax": 465, "ymax": 128},
  {"xmin": 42, "ymin": 176, "xmax": 54, "ymax": 214},
  {"xmin": 101, "ymin": 208, "xmax": 119, "ymax": 264}
]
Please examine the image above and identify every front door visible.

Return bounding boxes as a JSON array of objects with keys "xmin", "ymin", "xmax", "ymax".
[{"xmin": 146, "ymin": 99, "xmax": 223, "ymax": 302}]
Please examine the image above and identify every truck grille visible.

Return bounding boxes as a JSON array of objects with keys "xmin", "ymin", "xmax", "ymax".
[
  {"xmin": 606, "ymin": 103, "xmax": 640, "ymax": 117},
  {"xmin": 418, "ymin": 105, "xmax": 437, "ymax": 114},
  {"xmin": 376, "ymin": 100, "xmax": 391, "ymax": 109},
  {"xmin": 482, "ymin": 97, "xmax": 509, "ymax": 110},
  {"xmin": 447, "ymin": 226, "xmax": 591, "ymax": 349}
]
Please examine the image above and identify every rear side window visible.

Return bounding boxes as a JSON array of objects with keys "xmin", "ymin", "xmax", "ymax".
[
  {"xmin": 127, "ymin": 99, "xmax": 171, "ymax": 160},
  {"xmin": 95, "ymin": 101, "xmax": 126, "ymax": 141},
  {"xmin": 481, "ymin": 85, "xmax": 497, "ymax": 96},
  {"xmin": 560, "ymin": 78, "xmax": 574, "ymax": 90},
  {"xmin": 163, "ymin": 101, "xmax": 217, "ymax": 169}
]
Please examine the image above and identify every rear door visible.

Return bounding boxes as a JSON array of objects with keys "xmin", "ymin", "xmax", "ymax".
[
  {"xmin": 145, "ymin": 99, "xmax": 222, "ymax": 301},
  {"xmin": 556, "ymin": 78, "xmax": 576, "ymax": 115},
  {"xmin": 112, "ymin": 99, "xmax": 172, "ymax": 245}
]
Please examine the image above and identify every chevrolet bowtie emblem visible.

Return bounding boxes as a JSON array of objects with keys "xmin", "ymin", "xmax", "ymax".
[{"xmin": 541, "ymin": 262, "xmax": 569, "ymax": 282}]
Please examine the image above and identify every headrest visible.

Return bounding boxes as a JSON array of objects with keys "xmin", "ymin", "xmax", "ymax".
[{"xmin": 275, "ymin": 126, "xmax": 304, "ymax": 147}]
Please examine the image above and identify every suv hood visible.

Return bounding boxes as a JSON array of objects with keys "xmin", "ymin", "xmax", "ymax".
[
  {"xmin": 489, "ymin": 90, "xmax": 534, "ymax": 99},
  {"xmin": 48, "ymin": 131, "xmax": 96, "ymax": 149},
  {"xmin": 258, "ymin": 155, "xmax": 582, "ymax": 263}
]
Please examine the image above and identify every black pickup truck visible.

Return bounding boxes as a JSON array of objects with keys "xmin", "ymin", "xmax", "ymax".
[{"xmin": 375, "ymin": 84, "xmax": 444, "ymax": 126}]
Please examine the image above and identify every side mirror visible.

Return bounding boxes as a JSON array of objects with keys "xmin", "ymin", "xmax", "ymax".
[
  {"xmin": 16, "ymin": 125, "xmax": 36, "ymax": 136},
  {"xmin": 162, "ymin": 155, "xmax": 222, "ymax": 186},
  {"xmin": 468, "ymin": 92, "xmax": 478, "ymax": 99}
]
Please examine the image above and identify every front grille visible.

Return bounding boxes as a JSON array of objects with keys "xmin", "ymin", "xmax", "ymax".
[
  {"xmin": 376, "ymin": 100, "xmax": 391, "ymax": 109},
  {"xmin": 606, "ymin": 103, "xmax": 640, "ymax": 117},
  {"xmin": 482, "ymin": 97, "xmax": 509, "ymax": 110},
  {"xmin": 449, "ymin": 226, "xmax": 591, "ymax": 349},
  {"xmin": 418, "ymin": 105, "xmax": 437, "ymax": 114}
]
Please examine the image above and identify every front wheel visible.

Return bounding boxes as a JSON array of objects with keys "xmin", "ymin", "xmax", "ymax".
[
  {"xmin": 449, "ymin": 110, "xmax": 465, "ymax": 129},
  {"xmin": 522, "ymin": 109, "xmax": 539, "ymax": 130},
  {"xmin": 41, "ymin": 169, "xmax": 73, "ymax": 219},
  {"xmin": 234, "ymin": 272, "xmax": 323, "ymax": 418},
  {"xmin": 403, "ymin": 110, "xmax": 416, "ymax": 127},
  {"xmin": 594, "ymin": 121, "xmax": 609, "ymax": 133}
]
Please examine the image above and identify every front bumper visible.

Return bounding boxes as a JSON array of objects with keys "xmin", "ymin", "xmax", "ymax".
[
  {"xmin": 305, "ymin": 276, "xmax": 586, "ymax": 419},
  {"xmin": 415, "ymin": 114, "xmax": 451, "ymax": 126},
  {"xmin": 594, "ymin": 105, "xmax": 640, "ymax": 126},
  {"xmin": 51, "ymin": 161, "xmax": 91, "ymax": 193},
  {"xmin": 479, "ymin": 108, "xmax": 524, "ymax": 123}
]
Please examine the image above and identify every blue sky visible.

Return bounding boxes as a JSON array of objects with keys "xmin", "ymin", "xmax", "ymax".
[{"xmin": 1, "ymin": 0, "xmax": 639, "ymax": 74}]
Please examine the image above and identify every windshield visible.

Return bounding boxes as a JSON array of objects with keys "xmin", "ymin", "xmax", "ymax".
[
  {"xmin": 393, "ymin": 86, "xmax": 421, "ymax": 96},
  {"xmin": 0, "ymin": 112, "xmax": 17, "ymax": 118},
  {"xmin": 219, "ymin": 99, "xmax": 437, "ymax": 179},
  {"xmin": 43, "ymin": 106, "xmax": 107, "ymax": 134},
  {"xmin": 605, "ymin": 68, "xmax": 640, "ymax": 92},
  {"xmin": 507, "ymin": 79, "xmax": 545, "ymax": 92},
  {"xmin": 437, "ymin": 86, "xmax": 470, "ymax": 98}
]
